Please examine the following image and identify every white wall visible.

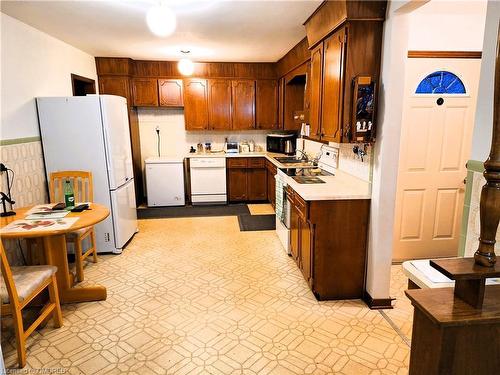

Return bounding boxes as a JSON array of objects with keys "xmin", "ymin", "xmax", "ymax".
[
  {"xmin": 0, "ymin": 13, "xmax": 97, "ymax": 208},
  {"xmin": 408, "ymin": 0, "xmax": 487, "ymax": 51},
  {"xmin": 470, "ymin": 0, "xmax": 500, "ymax": 161},
  {"xmin": 365, "ymin": 1, "xmax": 411, "ymax": 300},
  {"xmin": 0, "ymin": 13, "xmax": 97, "ymax": 140}
]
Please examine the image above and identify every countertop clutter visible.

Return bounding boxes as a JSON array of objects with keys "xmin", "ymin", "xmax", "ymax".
[{"xmin": 186, "ymin": 151, "xmax": 372, "ymax": 201}]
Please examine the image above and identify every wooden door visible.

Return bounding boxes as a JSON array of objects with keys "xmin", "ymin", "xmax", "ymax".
[
  {"xmin": 228, "ymin": 169, "xmax": 247, "ymax": 201},
  {"xmin": 158, "ymin": 79, "xmax": 183, "ymax": 107},
  {"xmin": 248, "ymin": 168, "xmax": 267, "ymax": 201},
  {"xmin": 393, "ymin": 59, "xmax": 481, "ymax": 261},
  {"xmin": 321, "ymin": 27, "xmax": 346, "ymax": 142},
  {"xmin": 256, "ymin": 80, "xmax": 278, "ymax": 129},
  {"xmin": 208, "ymin": 79, "xmax": 232, "ymax": 130},
  {"xmin": 300, "ymin": 218, "xmax": 312, "ymax": 284},
  {"xmin": 232, "ymin": 80, "xmax": 255, "ymax": 130},
  {"xmin": 183, "ymin": 79, "xmax": 209, "ymax": 130},
  {"xmin": 309, "ymin": 43, "xmax": 323, "ymax": 139},
  {"xmin": 278, "ymin": 78, "xmax": 285, "ymax": 129},
  {"xmin": 132, "ymin": 78, "xmax": 158, "ymax": 106},
  {"xmin": 98, "ymin": 76, "xmax": 131, "ymax": 105}
]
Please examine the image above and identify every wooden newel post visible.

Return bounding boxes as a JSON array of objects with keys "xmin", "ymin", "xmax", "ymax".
[{"xmin": 474, "ymin": 23, "xmax": 500, "ymax": 267}]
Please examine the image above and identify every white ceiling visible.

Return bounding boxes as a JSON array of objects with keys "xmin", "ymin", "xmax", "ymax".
[{"xmin": 1, "ymin": 0, "xmax": 322, "ymax": 62}]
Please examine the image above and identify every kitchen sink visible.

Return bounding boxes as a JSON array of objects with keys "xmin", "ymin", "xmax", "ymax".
[
  {"xmin": 292, "ymin": 176, "xmax": 326, "ymax": 184},
  {"xmin": 274, "ymin": 157, "xmax": 310, "ymax": 165}
]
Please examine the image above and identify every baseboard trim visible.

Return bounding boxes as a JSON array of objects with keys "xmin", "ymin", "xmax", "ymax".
[{"xmin": 363, "ymin": 291, "xmax": 395, "ymax": 310}]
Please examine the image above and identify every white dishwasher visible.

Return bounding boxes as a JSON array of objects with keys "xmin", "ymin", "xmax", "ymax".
[
  {"xmin": 190, "ymin": 157, "xmax": 227, "ymax": 205},
  {"xmin": 145, "ymin": 157, "xmax": 185, "ymax": 207}
]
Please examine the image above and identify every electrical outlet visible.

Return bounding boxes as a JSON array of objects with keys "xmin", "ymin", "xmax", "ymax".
[{"xmin": 104, "ymin": 232, "xmax": 110, "ymax": 242}]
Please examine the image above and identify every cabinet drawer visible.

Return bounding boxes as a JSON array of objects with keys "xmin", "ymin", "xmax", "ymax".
[
  {"xmin": 295, "ymin": 192, "xmax": 308, "ymax": 220},
  {"xmin": 227, "ymin": 158, "xmax": 248, "ymax": 168},
  {"xmin": 248, "ymin": 157, "xmax": 265, "ymax": 168}
]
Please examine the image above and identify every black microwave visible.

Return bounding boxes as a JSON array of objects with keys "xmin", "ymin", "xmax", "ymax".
[{"xmin": 266, "ymin": 134, "xmax": 297, "ymax": 155}]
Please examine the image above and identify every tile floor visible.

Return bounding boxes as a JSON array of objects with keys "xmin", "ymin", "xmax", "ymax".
[{"xmin": 1, "ymin": 212, "xmax": 413, "ymax": 374}]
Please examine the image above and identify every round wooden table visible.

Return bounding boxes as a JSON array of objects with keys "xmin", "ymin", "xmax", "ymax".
[{"xmin": 1, "ymin": 203, "xmax": 110, "ymax": 304}]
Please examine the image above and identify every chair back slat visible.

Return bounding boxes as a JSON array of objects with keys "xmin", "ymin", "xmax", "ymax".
[
  {"xmin": 0, "ymin": 242, "xmax": 21, "ymax": 308},
  {"xmin": 49, "ymin": 171, "xmax": 94, "ymax": 204}
]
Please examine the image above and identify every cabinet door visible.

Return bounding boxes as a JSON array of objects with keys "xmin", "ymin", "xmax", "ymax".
[
  {"xmin": 256, "ymin": 80, "xmax": 278, "ymax": 129},
  {"xmin": 248, "ymin": 168, "xmax": 267, "ymax": 201},
  {"xmin": 228, "ymin": 168, "xmax": 247, "ymax": 202},
  {"xmin": 132, "ymin": 78, "xmax": 158, "ymax": 106},
  {"xmin": 290, "ymin": 203, "xmax": 300, "ymax": 262},
  {"xmin": 208, "ymin": 79, "xmax": 232, "ymax": 130},
  {"xmin": 300, "ymin": 217, "xmax": 312, "ymax": 284},
  {"xmin": 321, "ymin": 27, "xmax": 346, "ymax": 142},
  {"xmin": 158, "ymin": 79, "xmax": 183, "ymax": 107},
  {"xmin": 231, "ymin": 80, "xmax": 255, "ymax": 130},
  {"xmin": 184, "ymin": 79, "xmax": 209, "ymax": 130},
  {"xmin": 278, "ymin": 78, "xmax": 285, "ymax": 129},
  {"xmin": 309, "ymin": 43, "xmax": 323, "ymax": 139},
  {"xmin": 99, "ymin": 76, "xmax": 131, "ymax": 106}
]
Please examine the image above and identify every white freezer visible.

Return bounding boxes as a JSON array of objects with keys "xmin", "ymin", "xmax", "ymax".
[{"xmin": 145, "ymin": 157, "xmax": 185, "ymax": 207}]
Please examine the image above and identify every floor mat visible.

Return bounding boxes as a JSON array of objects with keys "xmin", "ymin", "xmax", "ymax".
[
  {"xmin": 137, "ymin": 204, "xmax": 250, "ymax": 219},
  {"xmin": 238, "ymin": 214, "xmax": 276, "ymax": 231}
]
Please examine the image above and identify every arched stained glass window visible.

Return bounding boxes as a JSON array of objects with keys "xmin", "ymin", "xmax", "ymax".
[{"xmin": 415, "ymin": 71, "xmax": 466, "ymax": 94}]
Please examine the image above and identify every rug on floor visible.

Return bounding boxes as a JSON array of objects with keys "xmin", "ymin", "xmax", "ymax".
[
  {"xmin": 238, "ymin": 214, "xmax": 276, "ymax": 231},
  {"xmin": 137, "ymin": 204, "xmax": 250, "ymax": 219}
]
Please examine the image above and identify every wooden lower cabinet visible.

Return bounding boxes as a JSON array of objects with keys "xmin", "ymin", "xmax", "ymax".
[
  {"xmin": 228, "ymin": 168, "xmax": 248, "ymax": 201},
  {"xmin": 227, "ymin": 158, "xmax": 267, "ymax": 202},
  {"xmin": 287, "ymin": 186, "xmax": 370, "ymax": 300},
  {"xmin": 248, "ymin": 169, "xmax": 267, "ymax": 201}
]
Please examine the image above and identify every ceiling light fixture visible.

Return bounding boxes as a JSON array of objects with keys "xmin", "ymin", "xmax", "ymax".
[
  {"xmin": 146, "ymin": 2, "xmax": 176, "ymax": 37},
  {"xmin": 178, "ymin": 51, "xmax": 194, "ymax": 76}
]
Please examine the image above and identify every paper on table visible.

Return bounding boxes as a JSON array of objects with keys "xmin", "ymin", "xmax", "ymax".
[
  {"xmin": 25, "ymin": 211, "xmax": 70, "ymax": 220},
  {"xmin": 0, "ymin": 217, "xmax": 79, "ymax": 233},
  {"xmin": 410, "ymin": 259, "xmax": 453, "ymax": 283}
]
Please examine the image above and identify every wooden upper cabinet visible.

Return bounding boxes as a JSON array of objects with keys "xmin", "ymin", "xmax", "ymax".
[
  {"xmin": 132, "ymin": 78, "xmax": 158, "ymax": 106},
  {"xmin": 98, "ymin": 76, "xmax": 131, "ymax": 105},
  {"xmin": 321, "ymin": 27, "xmax": 346, "ymax": 143},
  {"xmin": 256, "ymin": 80, "xmax": 278, "ymax": 130},
  {"xmin": 183, "ymin": 79, "xmax": 209, "ymax": 130},
  {"xmin": 208, "ymin": 79, "xmax": 232, "ymax": 130},
  {"xmin": 158, "ymin": 79, "xmax": 183, "ymax": 107},
  {"xmin": 231, "ymin": 80, "xmax": 255, "ymax": 130},
  {"xmin": 309, "ymin": 43, "xmax": 323, "ymax": 139}
]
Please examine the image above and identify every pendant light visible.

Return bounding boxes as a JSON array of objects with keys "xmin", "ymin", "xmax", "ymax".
[
  {"xmin": 178, "ymin": 51, "xmax": 194, "ymax": 76},
  {"xmin": 146, "ymin": 2, "xmax": 176, "ymax": 37}
]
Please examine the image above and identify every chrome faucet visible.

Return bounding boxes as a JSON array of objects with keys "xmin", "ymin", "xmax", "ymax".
[{"xmin": 296, "ymin": 149, "xmax": 309, "ymax": 162}]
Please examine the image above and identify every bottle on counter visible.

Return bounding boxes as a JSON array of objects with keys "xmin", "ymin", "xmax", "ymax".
[
  {"xmin": 249, "ymin": 140, "xmax": 255, "ymax": 152},
  {"xmin": 64, "ymin": 179, "xmax": 75, "ymax": 209}
]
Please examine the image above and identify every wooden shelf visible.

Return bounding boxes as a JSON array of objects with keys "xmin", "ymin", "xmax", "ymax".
[
  {"xmin": 430, "ymin": 257, "xmax": 500, "ymax": 280},
  {"xmin": 430, "ymin": 256, "xmax": 500, "ymax": 309}
]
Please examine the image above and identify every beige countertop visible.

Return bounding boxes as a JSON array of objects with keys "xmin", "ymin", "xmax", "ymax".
[
  {"xmin": 185, "ymin": 151, "xmax": 371, "ymax": 201},
  {"xmin": 284, "ymin": 170, "xmax": 371, "ymax": 201}
]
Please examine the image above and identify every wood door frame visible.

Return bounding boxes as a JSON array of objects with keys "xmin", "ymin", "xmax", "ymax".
[{"xmin": 71, "ymin": 74, "xmax": 96, "ymax": 96}]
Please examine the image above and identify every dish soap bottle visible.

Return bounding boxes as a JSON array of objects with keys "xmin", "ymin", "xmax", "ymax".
[{"xmin": 64, "ymin": 179, "xmax": 75, "ymax": 209}]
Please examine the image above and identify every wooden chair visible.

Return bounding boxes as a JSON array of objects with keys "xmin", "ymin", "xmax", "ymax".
[
  {"xmin": 49, "ymin": 171, "xmax": 98, "ymax": 282},
  {"xmin": 0, "ymin": 242, "xmax": 63, "ymax": 368}
]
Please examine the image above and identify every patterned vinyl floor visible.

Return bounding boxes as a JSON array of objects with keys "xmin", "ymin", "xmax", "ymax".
[{"xmin": 1, "ymin": 214, "xmax": 413, "ymax": 374}]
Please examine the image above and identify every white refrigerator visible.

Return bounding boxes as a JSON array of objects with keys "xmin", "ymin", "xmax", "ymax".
[{"xmin": 36, "ymin": 95, "xmax": 138, "ymax": 254}]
